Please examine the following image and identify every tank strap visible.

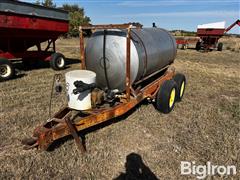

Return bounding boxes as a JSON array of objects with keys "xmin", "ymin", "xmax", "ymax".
[
  {"xmin": 103, "ymin": 30, "xmax": 111, "ymax": 89},
  {"xmin": 131, "ymin": 30, "xmax": 148, "ymax": 78}
]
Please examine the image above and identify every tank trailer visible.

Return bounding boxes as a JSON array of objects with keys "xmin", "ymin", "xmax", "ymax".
[{"xmin": 22, "ymin": 23, "xmax": 186, "ymax": 152}]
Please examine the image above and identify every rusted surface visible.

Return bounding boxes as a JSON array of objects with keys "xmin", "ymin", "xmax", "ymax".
[
  {"xmin": 79, "ymin": 29, "xmax": 85, "ymax": 69},
  {"xmin": 65, "ymin": 117, "xmax": 85, "ymax": 153},
  {"xmin": 79, "ymin": 23, "xmax": 142, "ymax": 30},
  {"xmin": 28, "ymin": 68, "xmax": 175, "ymax": 150},
  {"xmin": 126, "ymin": 26, "xmax": 131, "ymax": 101},
  {"xmin": 52, "ymin": 106, "xmax": 70, "ymax": 119},
  {"xmin": 142, "ymin": 68, "xmax": 175, "ymax": 98},
  {"xmin": 134, "ymin": 65, "xmax": 170, "ymax": 85}
]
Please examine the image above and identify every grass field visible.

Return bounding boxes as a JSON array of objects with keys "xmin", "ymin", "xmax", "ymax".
[{"xmin": 0, "ymin": 37, "xmax": 239, "ymax": 179}]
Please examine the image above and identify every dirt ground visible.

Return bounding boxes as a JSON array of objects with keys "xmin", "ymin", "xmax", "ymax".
[{"xmin": 0, "ymin": 37, "xmax": 239, "ymax": 179}]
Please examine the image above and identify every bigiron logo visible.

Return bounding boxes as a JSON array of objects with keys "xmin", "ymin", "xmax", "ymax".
[{"xmin": 180, "ymin": 161, "xmax": 237, "ymax": 179}]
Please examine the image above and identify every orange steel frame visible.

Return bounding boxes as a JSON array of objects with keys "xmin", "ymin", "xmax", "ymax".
[{"xmin": 23, "ymin": 23, "xmax": 175, "ymax": 151}]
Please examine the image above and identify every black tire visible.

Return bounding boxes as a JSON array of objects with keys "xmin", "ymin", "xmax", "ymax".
[
  {"xmin": 0, "ymin": 58, "xmax": 15, "ymax": 82},
  {"xmin": 155, "ymin": 80, "xmax": 177, "ymax": 114},
  {"xmin": 196, "ymin": 41, "xmax": 201, "ymax": 51},
  {"xmin": 217, "ymin": 42, "xmax": 223, "ymax": 51},
  {"xmin": 181, "ymin": 44, "xmax": 186, "ymax": 50},
  {"xmin": 50, "ymin": 52, "xmax": 66, "ymax": 70},
  {"xmin": 173, "ymin": 73, "xmax": 186, "ymax": 102}
]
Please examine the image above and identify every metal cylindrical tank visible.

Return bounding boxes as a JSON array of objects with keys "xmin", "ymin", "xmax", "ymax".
[{"xmin": 85, "ymin": 28, "xmax": 176, "ymax": 92}]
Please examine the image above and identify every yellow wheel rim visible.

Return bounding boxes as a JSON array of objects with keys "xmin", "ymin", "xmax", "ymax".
[
  {"xmin": 180, "ymin": 81, "xmax": 185, "ymax": 98},
  {"xmin": 169, "ymin": 88, "xmax": 176, "ymax": 108}
]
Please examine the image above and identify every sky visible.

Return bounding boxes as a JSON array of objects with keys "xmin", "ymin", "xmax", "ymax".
[{"xmin": 23, "ymin": 0, "xmax": 240, "ymax": 34}]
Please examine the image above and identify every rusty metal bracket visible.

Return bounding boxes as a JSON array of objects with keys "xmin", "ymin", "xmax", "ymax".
[
  {"xmin": 22, "ymin": 137, "xmax": 38, "ymax": 150},
  {"xmin": 65, "ymin": 117, "xmax": 86, "ymax": 153}
]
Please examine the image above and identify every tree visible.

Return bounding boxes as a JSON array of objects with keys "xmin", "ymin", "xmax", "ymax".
[
  {"xmin": 33, "ymin": 1, "xmax": 91, "ymax": 37},
  {"xmin": 41, "ymin": 0, "xmax": 56, "ymax": 8},
  {"xmin": 35, "ymin": 0, "xmax": 40, "ymax": 5},
  {"xmin": 62, "ymin": 4, "xmax": 82, "ymax": 12},
  {"xmin": 61, "ymin": 4, "xmax": 91, "ymax": 37}
]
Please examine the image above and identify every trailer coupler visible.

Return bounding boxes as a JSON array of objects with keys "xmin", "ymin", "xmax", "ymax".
[{"xmin": 22, "ymin": 116, "xmax": 86, "ymax": 153}]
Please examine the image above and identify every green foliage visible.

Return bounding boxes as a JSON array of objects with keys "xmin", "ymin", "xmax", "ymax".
[
  {"xmin": 34, "ymin": 1, "xmax": 91, "ymax": 37},
  {"xmin": 35, "ymin": 0, "xmax": 56, "ymax": 8},
  {"xmin": 42, "ymin": 0, "xmax": 56, "ymax": 7},
  {"xmin": 62, "ymin": 4, "xmax": 83, "ymax": 12},
  {"xmin": 35, "ymin": 0, "xmax": 40, "ymax": 5},
  {"xmin": 61, "ymin": 4, "xmax": 91, "ymax": 37},
  {"xmin": 171, "ymin": 30, "xmax": 196, "ymax": 37}
]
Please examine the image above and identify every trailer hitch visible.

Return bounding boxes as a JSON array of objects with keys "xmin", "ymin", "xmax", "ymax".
[
  {"xmin": 22, "ymin": 116, "xmax": 86, "ymax": 153},
  {"xmin": 22, "ymin": 137, "xmax": 38, "ymax": 150}
]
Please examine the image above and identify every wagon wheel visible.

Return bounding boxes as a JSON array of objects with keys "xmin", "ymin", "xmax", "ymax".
[
  {"xmin": 195, "ymin": 41, "xmax": 201, "ymax": 51},
  {"xmin": 173, "ymin": 73, "xmax": 186, "ymax": 102},
  {"xmin": 50, "ymin": 53, "xmax": 66, "ymax": 70},
  {"xmin": 217, "ymin": 42, "xmax": 223, "ymax": 51},
  {"xmin": 154, "ymin": 80, "xmax": 177, "ymax": 113},
  {"xmin": 0, "ymin": 58, "xmax": 15, "ymax": 82},
  {"xmin": 181, "ymin": 44, "xmax": 187, "ymax": 50}
]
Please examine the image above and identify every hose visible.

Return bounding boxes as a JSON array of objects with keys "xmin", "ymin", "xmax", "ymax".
[{"xmin": 49, "ymin": 74, "xmax": 63, "ymax": 119}]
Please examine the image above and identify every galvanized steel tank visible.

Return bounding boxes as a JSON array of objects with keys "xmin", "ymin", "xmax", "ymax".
[{"xmin": 85, "ymin": 28, "xmax": 177, "ymax": 92}]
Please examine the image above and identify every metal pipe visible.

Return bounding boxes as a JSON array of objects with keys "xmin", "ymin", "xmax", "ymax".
[
  {"xmin": 53, "ymin": 39, "xmax": 56, "ymax": 52},
  {"xmin": 126, "ymin": 26, "xmax": 131, "ymax": 101},
  {"xmin": 79, "ymin": 28, "xmax": 85, "ymax": 69}
]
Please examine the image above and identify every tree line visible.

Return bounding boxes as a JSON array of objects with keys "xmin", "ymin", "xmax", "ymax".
[{"xmin": 35, "ymin": 0, "xmax": 91, "ymax": 37}]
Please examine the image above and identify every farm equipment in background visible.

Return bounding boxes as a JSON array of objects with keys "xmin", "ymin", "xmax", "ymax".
[
  {"xmin": 175, "ymin": 36, "xmax": 199, "ymax": 49},
  {"xmin": 225, "ymin": 19, "xmax": 240, "ymax": 33},
  {"xmin": 0, "ymin": 0, "xmax": 69, "ymax": 81},
  {"xmin": 175, "ymin": 19, "xmax": 240, "ymax": 51}
]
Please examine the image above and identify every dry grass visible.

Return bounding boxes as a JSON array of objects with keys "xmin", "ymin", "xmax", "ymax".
[
  {"xmin": 220, "ymin": 36, "xmax": 240, "ymax": 52},
  {"xmin": 0, "ymin": 37, "xmax": 239, "ymax": 179}
]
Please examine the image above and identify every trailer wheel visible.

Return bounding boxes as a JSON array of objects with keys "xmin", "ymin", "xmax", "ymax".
[
  {"xmin": 181, "ymin": 44, "xmax": 187, "ymax": 50},
  {"xmin": 173, "ymin": 73, "xmax": 186, "ymax": 102},
  {"xmin": 217, "ymin": 42, "xmax": 223, "ymax": 51},
  {"xmin": 155, "ymin": 80, "xmax": 177, "ymax": 113},
  {"xmin": 0, "ymin": 58, "xmax": 15, "ymax": 81},
  {"xmin": 196, "ymin": 41, "xmax": 201, "ymax": 51},
  {"xmin": 50, "ymin": 53, "xmax": 66, "ymax": 70}
]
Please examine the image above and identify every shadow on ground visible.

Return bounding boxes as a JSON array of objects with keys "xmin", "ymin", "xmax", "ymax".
[
  {"xmin": 114, "ymin": 153, "xmax": 159, "ymax": 180},
  {"xmin": 177, "ymin": 47, "xmax": 196, "ymax": 51},
  {"xmin": 13, "ymin": 58, "xmax": 80, "ymax": 71}
]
